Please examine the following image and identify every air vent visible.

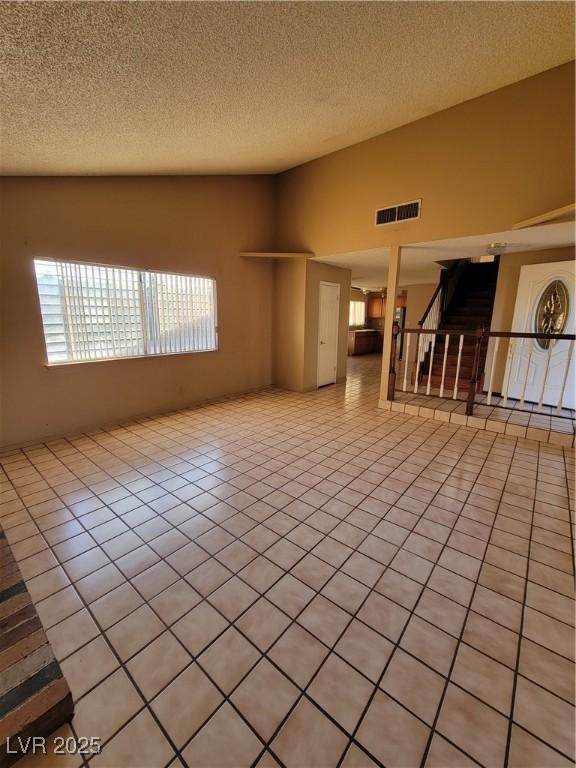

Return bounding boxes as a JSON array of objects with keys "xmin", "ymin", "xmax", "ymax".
[{"xmin": 375, "ymin": 199, "xmax": 421, "ymax": 227}]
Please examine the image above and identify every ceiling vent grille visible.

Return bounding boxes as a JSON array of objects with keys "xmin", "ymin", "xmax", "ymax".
[{"xmin": 375, "ymin": 199, "xmax": 421, "ymax": 226}]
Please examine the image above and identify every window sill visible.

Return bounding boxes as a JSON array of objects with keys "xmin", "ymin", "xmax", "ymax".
[{"xmin": 43, "ymin": 347, "xmax": 218, "ymax": 367}]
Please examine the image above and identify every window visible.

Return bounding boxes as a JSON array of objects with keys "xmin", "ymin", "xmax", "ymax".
[
  {"xmin": 349, "ymin": 300, "xmax": 366, "ymax": 327},
  {"xmin": 34, "ymin": 259, "xmax": 217, "ymax": 364}
]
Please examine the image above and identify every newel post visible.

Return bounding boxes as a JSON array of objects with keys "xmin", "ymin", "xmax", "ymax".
[
  {"xmin": 466, "ymin": 326, "xmax": 484, "ymax": 416},
  {"xmin": 387, "ymin": 321, "xmax": 400, "ymax": 401}
]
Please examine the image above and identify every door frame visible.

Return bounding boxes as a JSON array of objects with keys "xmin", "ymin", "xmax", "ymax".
[
  {"xmin": 317, "ymin": 281, "xmax": 341, "ymax": 388},
  {"xmin": 504, "ymin": 260, "xmax": 575, "ymax": 408}
]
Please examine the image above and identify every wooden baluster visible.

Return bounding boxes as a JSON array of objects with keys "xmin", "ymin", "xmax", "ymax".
[
  {"xmin": 426, "ymin": 333, "xmax": 437, "ymax": 395},
  {"xmin": 556, "ymin": 339, "xmax": 574, "ymax": 414},
  {"xmin": 439, "ymin": 334, "xmax": 449, "ymax": 398},
  {"xmin": 519, "ymin": 340, "xmax": 533, "ymax": 410},
  {"xmin": 466, "ymin": 328, "xmax": 483, "ymax": 416},
  {"xmin": 537, "ymin": 340, "xmax": 555, "ymax": 412},
  {"xmin": 486, "ymin": 337, "xmax": 499, "ymax": 406},
  {"xmin": 453, "ymin": 334, "xmax": 464, "ymax": 399},
  {"xmin": 403, "ymin": 333, "xmax": 411, "ymax": 392},
  {"xmin": 414, "ymin": 334, "xmax": 423, "ymax": 394},
  {"xmin": 501, "ymin": 338, "xmax": 515, "ymax": 408}
]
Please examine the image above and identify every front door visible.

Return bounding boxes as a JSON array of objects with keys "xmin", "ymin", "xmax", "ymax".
[
  {"xmin": 505, "ymin": 260, "xmax": 575, "ymax": 409},
  {"xmin": 317, "ymin": 282, "xmax": 340, "ymax": 387}
]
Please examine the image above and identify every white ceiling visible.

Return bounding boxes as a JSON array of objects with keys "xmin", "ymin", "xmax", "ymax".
[
  {"xmin": 316, "ymin": 222, "xmax": 576, "ymax": 289},
  {"xmin": 1, "ymin": 1, "xmax": 574, "ymax": 175}
]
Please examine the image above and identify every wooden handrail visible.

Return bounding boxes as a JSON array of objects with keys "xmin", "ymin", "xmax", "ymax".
[
  {"xmin": 399, "ymin": 328, "xmax": 576, "ymax": 340},
  {"xmin": 418, "ymin": 281, "xmax": 442, "ymax": 327},
  {"xmin": 485, "ymin": 331, "xmax": 576, "ymax": 340}
]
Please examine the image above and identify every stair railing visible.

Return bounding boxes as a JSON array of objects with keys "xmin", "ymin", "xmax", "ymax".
[
  {"xmin": 416, "ymin": 277, "xmax": 445, "ymax": 391},
  {"xmin": 390, "ymin": 327, "xmax": 576, "ymax": 421}
]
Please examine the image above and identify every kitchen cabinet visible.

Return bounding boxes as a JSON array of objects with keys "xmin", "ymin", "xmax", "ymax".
[
  {"xmin": 367, "ymin": 290, "xmax": 407, "ymax": 318},
  {"xmin": 348, "ymin": 329, "xmax": 381, "ymax": 355},
  {"xmin": 367, "ymin": 296, "xmax": 384, "ymax": 318}
]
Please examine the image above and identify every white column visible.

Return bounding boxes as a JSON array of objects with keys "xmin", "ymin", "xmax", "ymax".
[{"xmin": 379, "ymin": 244, "xmax": 402, "ymax": 408}]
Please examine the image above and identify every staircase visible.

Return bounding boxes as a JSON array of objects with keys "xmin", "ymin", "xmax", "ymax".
[{"xmin": 420, "ymin": 261, "xmax": 499, "ymax": 393}]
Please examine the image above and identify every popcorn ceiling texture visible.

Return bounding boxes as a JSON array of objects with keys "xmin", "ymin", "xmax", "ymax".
[{"xmin": 0, "ymin": 1, "xmax": 574, "ymax": 175}]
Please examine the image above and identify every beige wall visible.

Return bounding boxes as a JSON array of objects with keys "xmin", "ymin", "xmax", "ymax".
[
  {"xmin": 272, "ymin": 258, "xmax": 351, "ymax": 392},
  {"xmin": 0, "ymin": 176, "xmax": 276, "ymax": 448},
  {"xmin": 272, "ymin": 258, "xmax": 307, "ymax": 392},
  {"xmin": 350, "ymin": 287, "xmax": 366, "ymax": 303},
  {"xmin": 276, "ymin": 63, "xmax": 575, "ymax": 256},
  {"xmin": 487, "ymin": 246, "xmax": 576, "ymax": 392},
  {"xmin": 304, "ymin": 261, "xmax": 351, "ymax": 390}
]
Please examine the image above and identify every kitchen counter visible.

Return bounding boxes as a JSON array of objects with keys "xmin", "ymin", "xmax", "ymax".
[{"xmin": 348, "ymin": 328, "xmax": 382, "ymax": 355}]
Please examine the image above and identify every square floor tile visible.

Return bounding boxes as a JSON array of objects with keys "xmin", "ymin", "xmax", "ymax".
[
  {"xmin": 425, "ymin": 733, "xmax": 478, "ymax": 767},
  {"xmin": 513, "ymin": 676, "xmax": 575, "ymax": 759},
  {"xmin": 341, "ymin": 551, "xmax": 385, "ymax": 587},
  {"xmin": 235, "ymin": 598, "xmax": 291, "ymax": 651},
  {"xmin": 308, "ymin": 653, "xmax": 374, "ymax": 734},
  {"xmin": 231, "ymin": 658, "xmax": 299, "ymax": 740},
  {"xmin": 127, "ymin": 631, "xmax": 191, "ymax": 700},
  {"xmin": 508, "ymin": 724, "xmax": 574, "ymax": 768},
  {"xmin": 106, "ymin": 603, "xmax": 165, "ymax": 661},
  {"xmin": 356, "ymin": 690, "xmax": 430, "ymax": 768},
  {"xmin": 149, "ymin": 579, "xmax": 201, "ymax": 625},
  {"xmin": 239, "ymin": 556, "xmax": 284, "ymax": 593},
  {"xmin": 185, "ymin": 559, "xmax": 233, "ymax": 596},
  {"xmin": 400, "ymin": 615, "xmax": 458, "ymax": 676},
  {"xmin": 451, "ymin": 643, "xmax": 514, "ymax": 714},
  {"xmin": 357, "ymin": 592, "xmax": 410, "ymax": 643},
  {"xmin": 415, "ymin": 589, "xmax": 467, "ymax": 638},
  {"xmin": 267, "ymin": 574, "xmax": 315, "ymax": 618},
  {"xmin": 291, "ymin": 553, "xmax": 335, "ymax": 591},
  {"xmin": 375, "ymin": 568, "xmax": 422, "ymax": 610},
  {"xmin": 269, "ymin": 623, "xmax": 328, "ymax": 688},
  {"xmin": 46, "ymin": 608, "xmax": 100, "ymax": 661},
  {"xmin": 199, "ymin": 627, "xmax": 260, "ymax": 694},
  {"xmin": 462, "ymin": 611, "xmax": 519, "ymax": 669},
  {"xmin": 172, "ymin": 601, "xmax": 228, "ymax": 656},
  {"xmin": 132, "ymin": 561, "xmax": 180, "ymax": 600},
  {"xmin": 321, "ymin": 571, "xmax": 370, "ymax": 614},
  {"xmin": 90, "ymin": 709, "xmax": 175, "ymax": 768},
  {"xmin": 298, "ymin": 595, "xmax": 350, "ymax": 646},
  {"xmin": 73, "ymin": 668, "xmax": 143, "ymax": 746},
  {"xmin": 151, "ymin": 663, "xmax": 223, "ymax": 748},
  {"xmin": 436, "ymin": 683, "xmax": 509, "ymax": 767},
  {"xmin": 208, "ymin": 576, "xmax": 259, "ymax": 621},
  {"xmin": 182, "ymin": 703, "xmax": 262, "ymax": 768},
  {"xmin": 271, "ymin": 697, "xmax": 348, "ymax": 768},
  {"xmin": 90, "ymin": 582, "xmax": 144, "ymax": 630},
  {"xmin": 380, "ymin": 648, "xmax": 445, "ymax": 725},
  {"xmin": 60, "ymin": 635, "xmax": 119, "ymax": 701},
  {"xmin": 335, "ymin": 619, "xmax": 394, "ymax": 683}
]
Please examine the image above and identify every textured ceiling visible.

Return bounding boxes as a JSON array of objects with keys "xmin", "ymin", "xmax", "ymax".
[{"xmin": 1, "ymin": 1, "xmax": 574, "ymax": 175}]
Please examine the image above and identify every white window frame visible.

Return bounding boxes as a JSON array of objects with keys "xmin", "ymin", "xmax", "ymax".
[{"xmin": 34, "ymin": 258, "xmax": 219, "ymax": 366}]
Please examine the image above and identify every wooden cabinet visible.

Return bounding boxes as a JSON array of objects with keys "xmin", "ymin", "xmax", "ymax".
[
  {"xmin": 366, "ymin": 290, "xmax": 407, "ymax": 317},
  {"xmin": 367, "ymin": 296, "xmax": 384, "ymax": 318},
  {"xmin": 348, "ymin": 329, "xmax": 381, "ymax": 355}
]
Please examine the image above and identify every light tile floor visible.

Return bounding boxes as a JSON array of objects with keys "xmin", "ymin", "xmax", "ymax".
[{"xmin": 1, "ymin": 355, "xmax": 574, "ymax": 768}]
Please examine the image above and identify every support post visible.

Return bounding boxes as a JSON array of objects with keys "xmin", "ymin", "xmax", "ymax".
[
  {"xmin": 379, "ymin": 245, "xmax": 402, "ymax": 409},
  {"xmin": 466, "ymin": 327, "xmax": 484, "ymax": 416}
]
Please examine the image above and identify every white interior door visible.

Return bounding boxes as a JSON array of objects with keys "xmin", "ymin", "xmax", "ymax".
[
  {"xmin": 317, "ymin": 282, "xmax": 340, "ymax": 387},
  {"xmin": 505, "ymin": 261, "xmax": 575, "ymax": 409}
]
